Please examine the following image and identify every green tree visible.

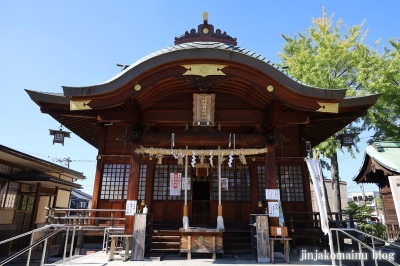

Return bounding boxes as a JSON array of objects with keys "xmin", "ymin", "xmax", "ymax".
[
  {"xmin": 344, "ymin": 202, "xmax": 387, "ymax": 242},
  {"xmin": 345, "ymin": 201, "xmax": 373, "ymax": 221},
  {"xmin": 375, "ymin": 195, "xmax": 382, "ymax": 211},
  {"xmin": 278, "ymin": 8, "xmax": 385, "ymax": 212},
  {"xmin": 363, "ymin": 38, "xmax": 400, "ymax": 141}
]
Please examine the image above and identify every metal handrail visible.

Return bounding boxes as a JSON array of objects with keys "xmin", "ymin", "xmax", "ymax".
[
  {"xmin": 0, "ymin": 224, "xmax": 52, "ymax": 245},
  {"xmin": 330, "ymin": 228, "xmax": 400, "ymax": 266},
  {"xmin": 0, "ymin": 224, "xmax": 67, "ymax": 266},
  {"xmin": 45, "ymin": 207, "xmax": 128, "ymax": 226},
  {"xmin": 45, "ymin": 207, "xmax": 127, "ymax": 212}
]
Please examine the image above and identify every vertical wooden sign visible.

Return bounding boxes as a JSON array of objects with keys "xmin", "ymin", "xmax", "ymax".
[{"xmin": 193, "ymin": 94, "xmax": 215, "ymax": 126}]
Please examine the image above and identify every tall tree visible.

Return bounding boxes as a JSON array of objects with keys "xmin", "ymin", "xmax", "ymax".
[
  {"xmin": 278, "ymin": 8, "xmax": 384, "ymax": 212},
  {"xmin": 363, "ymin": 38, "xmax": 400, "ymax": 141}
]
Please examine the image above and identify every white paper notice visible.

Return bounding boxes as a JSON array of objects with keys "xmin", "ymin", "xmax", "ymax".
[
  {"xmin": 125, "ymin": 200, "xmax": 137, "ymax": 216},
  {"xmin": 265, "ymin": 189, "xmax": 280, "ymax": 200},
  {"xmin": 181, "ymin": 177, "xmax": 191, "ymax": 190},
  {"xmin": 268, "ymin": 201, "xmax": 279, "ymax": 217}
]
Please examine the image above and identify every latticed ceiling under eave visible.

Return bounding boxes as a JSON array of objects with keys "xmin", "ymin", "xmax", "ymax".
[
  {"xmin": 303, "ymin": 119, "xmax": 349, "ymax": 147},
  {"xmin": 50, "ymin": 114, "xmax": 100, "ymax": 148}
]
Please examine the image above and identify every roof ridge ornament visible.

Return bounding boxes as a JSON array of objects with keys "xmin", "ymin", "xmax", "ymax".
[{"xmin": 174, "ymin": 12, "xmax": 237, "ymax": 46}]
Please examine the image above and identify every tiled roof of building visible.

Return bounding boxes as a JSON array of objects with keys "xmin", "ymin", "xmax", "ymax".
[{"xmin": 366, "ymin": 141, "xmax": 400, "ymax": 173}]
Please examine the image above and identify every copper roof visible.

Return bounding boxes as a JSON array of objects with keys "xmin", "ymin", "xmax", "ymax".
[{"xmin": 25, "ymin": 16, "xmax": 380, "ymax": 150}]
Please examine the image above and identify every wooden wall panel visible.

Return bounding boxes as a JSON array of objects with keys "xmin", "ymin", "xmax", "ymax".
[
  {"xmin": 382, "ymin": 194, "xmax": 398, "ymax": 224},
  {"xmin": 152, "ymin": 201, "xmax": 166, "ymax": 222},
  {"xmin": 165, "ymin": 201, "xmax": 183, "ymax": 223},
  {"xmin": 103, "ymin": 142, "xmax": 131, "ymax": 155},
  {"xmin": 240, "ymin": 202, "xmax": 252, "ymax": 222},
  {"xmin": 220, "ymin": 202, "xmax": 236, "ymax": 223},
  {"xmin": 98, "ymin": 200, "xmax": 111, "ymax": 217},
  {"xmin": 210, "ymin": 201, "xmax": 217, "ymax": 223},
  {"xmin": 111, "ymin": 202, "xmax": 124, "ymax": 219},
  {"xmin": 104, "ymin": 126, "xmax": 130, "ymax": 141},
  {"xmin": 274, "ymin": 126, "xmax": 302, "ymax": 157}
]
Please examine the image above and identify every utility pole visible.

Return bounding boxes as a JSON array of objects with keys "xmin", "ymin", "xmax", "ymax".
[
  {"xmin": 53, "ymin": 157, "xmax": 72, "ymax": 168},
  {"xmin": 361, "ymin": 183, "xmax": 366, "ymax": 203}
]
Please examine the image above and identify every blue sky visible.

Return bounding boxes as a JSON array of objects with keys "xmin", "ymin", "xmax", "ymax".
[{"xmin": 1, "ymin": 1, "xmax": 398, "ymax": 196}]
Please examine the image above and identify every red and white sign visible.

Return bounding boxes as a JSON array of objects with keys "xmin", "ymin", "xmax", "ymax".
[{"xmin": 170, "ymin": 172, "xmax": 182, "ymax": 196}]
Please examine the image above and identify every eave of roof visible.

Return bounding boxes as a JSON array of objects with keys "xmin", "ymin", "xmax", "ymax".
[
  {"xmin": 0, "ymin": 144, "xmax": 85, "ymax": 180},
  {"xmin": 338, "ymin": 94, "xmax": 381, "ymax": 108},
  {"xmin": 71, "ymin": 189, "xmax": 92, "ymax": 200},
  {"xmin": 366, "ymin": 142, "xmax": 400, "ymax": 173},
  {"xmin": 61, "ymin": 42, "xmax": 348, "ymax": 100},
  {"xmin": 25, "ymin": 90, "xmax": 69, "ymax": 105},
  {"xmin": 353, "ymin": 141, "xmax": 400, "ymax": 182},
  {"xmin": 10, "ymin": 170, "xmax": 82, "ymax": 189}
]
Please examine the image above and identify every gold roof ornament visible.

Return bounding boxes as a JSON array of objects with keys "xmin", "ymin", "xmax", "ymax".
[
  {"xmin": 316, "ymin": 102, "xmax": 338, "ymax": 113},
  {"xmin": 70, "ymin": 100, "xmax": 92, "ymax": 110},
  {"xmin": 203, "ymin": 12, "xmax": 208, "ymax": 23},
  {"xmin": 182, "ymin": 64, "xmax": 226, "ymax": 77}
]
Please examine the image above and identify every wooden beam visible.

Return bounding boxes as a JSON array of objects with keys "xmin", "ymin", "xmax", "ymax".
[
  {"xmin": 97, "ymin": 114, "xmax": 137, "ymax": 123},
  {"xmin": 142, "ymin": 133, "xmax": 266, "ymax": 148},
  {"xmin": 142, "ymin": 110, "xmax": 265, "ymax": 124},
  {"xmin": 38, "ymin": 187, "xmax": 56, "ymax": 196},
  {"xmin": 309, "ymin": 111, "xmax": 366, "ymax": 121},
  {"xmin": 97, "ymin": 104, "xmax": 139, "ymax": 122},
  {"xmin": 274, "ymin": 113, "xmax": 309, "ymax": 124},
  {"xmin": 29, "ymin": 182, "xmax": 41, "ymax": 231},
  {"xmin": 40, "ymin": 108, "xmax": 97, "ymax": 119},
  {"xmin": 90, "ymin": 127, "xmax": 107, "ymax": 225},
  {"xmin": 52, "ymin": 187, "xmax": 58, "ymax": 208}
]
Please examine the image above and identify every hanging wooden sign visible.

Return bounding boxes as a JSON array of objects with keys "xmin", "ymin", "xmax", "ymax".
[{"xmin": 193, "ymin": 94, "xmax": 215, "ymax": 126}]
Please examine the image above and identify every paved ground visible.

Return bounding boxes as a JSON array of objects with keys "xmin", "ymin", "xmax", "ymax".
[
  {"xmin": 42, "ymin": 242, "xmax": 399, "ymax": 266},
  {"xmin": 2, "ymin": 242, "xmax": 399, "ymax": 266}
]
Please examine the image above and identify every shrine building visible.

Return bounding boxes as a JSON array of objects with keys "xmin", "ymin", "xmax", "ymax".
[{"xmin": 26, "ymin": 13, "xmax": 379, "ymax": 238}]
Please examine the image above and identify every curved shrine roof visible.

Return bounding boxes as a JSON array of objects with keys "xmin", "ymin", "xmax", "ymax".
[
  {"xmin": 25, "ymin": 13, "xmax": 380, "ymax": 149},
  {"xmin": 353, "ymin": 142, "xmax": 400, "ymax": 184},
  {"xmin": 61, "ymin": 41, "xmax": 347, "ymax": 101},
  {"xmin": 366, "ymin": 142, "xmax": 400, "ymax": 173}
]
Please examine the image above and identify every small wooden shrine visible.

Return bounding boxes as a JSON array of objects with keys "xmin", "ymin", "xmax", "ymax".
[
  {"xmin": 354, "ymin": 141, "xmax": 400, "ymax": 240},
  {"xmin": 26, "ymin": 13, "xmax": 379, "ymax": 235}
]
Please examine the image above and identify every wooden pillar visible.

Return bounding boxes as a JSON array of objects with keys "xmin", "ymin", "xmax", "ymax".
[
  {"xmin": 145, "ymin": 159, "xmax": 155, "ymax": 211},
  {"xmin": 250, "ymin": 159, "xmax": 260, "ymax": 213},
  {"xmin": 125, "ymin": 145, "xmax": 141, "ymax": 235},
  {"xmin": 29, "ymin": 182, "xmax": 41, "ymax": 230},
  {"xmin": 90, "ymin": 127, "xmax": 107, "ymax": 225},
  {"xmin": 52, "ymin": 186, "xmax": 59, "ymax": 208},
  {"xmin": 264, "ymin": 145, "xmax": 278, "ymax": 226}
]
